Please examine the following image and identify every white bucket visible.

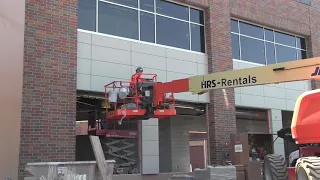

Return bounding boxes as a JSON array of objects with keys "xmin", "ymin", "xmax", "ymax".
[
  {"xmin": 118, "ymin": 87, "xmax": 129, "ymax": 100},
  {"xmin": 108, "ymin": 90, "xmax": 118, "ymax": 103}
]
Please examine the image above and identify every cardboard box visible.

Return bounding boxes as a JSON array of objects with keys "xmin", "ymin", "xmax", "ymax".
[
  {"xmin": 235, "ymin": 165, "xmax": 245, "ymax": 180},
  {"xmin": 230, "ymin": 133, "xmax": 250, "ymax": 166},
  {"xmin": 244, "ymin": 161, "xmax": 263, "ymax": 180},
  {"xmin": 237, "ymin": 172, "xmax": 246, "ymax": 180},
  {"xmin": 230, "ymin": 132, "xmax": 274, "ymax": 166}
]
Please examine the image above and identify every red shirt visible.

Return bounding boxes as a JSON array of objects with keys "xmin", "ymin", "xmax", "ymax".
[
  {"xmin": 131, "ymin": 73, "xmax": 144, "ymax": 83},
  {"xmin": 131, "ymin": 73, "xmax": 144, "ymax": 104}
]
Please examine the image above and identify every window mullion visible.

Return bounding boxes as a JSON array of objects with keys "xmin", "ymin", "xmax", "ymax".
[
  {"xmin": 263, "ymin": 28, "xmax": 267, "ymax": 65},
  {"xmin": 274, "ymin": 31, "xmax": 278, "ymax": 64},
  {"xmin": 154, "ymin": 0, "xmax": 157, "ymax": 44},
  {"xmin": 189, "ymin": 7, "xmax": 191, "ymax": 51},
  {"xmin": 237, "ymin": 21, "xmax": 242, "ymax": 60},
  {"xmin": 138, "ymin": 0, "xmax": 141, "ymax": 40},
  {"xmin": 96, "ymin": 0, "xmax": 99, "ymax": 32}
]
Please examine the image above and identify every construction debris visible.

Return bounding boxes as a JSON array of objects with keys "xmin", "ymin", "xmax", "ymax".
[{"xmin": 24, "ymin": 160, "xmax": 115, "ymax": 180}]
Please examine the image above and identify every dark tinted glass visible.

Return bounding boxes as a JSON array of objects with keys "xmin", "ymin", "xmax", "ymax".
[
  {"xmin": 240, "ymin": 36, "xmax": 265, "ymax": 64},
  {"xmin": 276, "ymin": 45, "xmax": 297, "ymax": 63},
  {"xmin": 264, "ymin": 29, "xmax": 274, "ymax": 42},
  {"xmin": 295, "ymin": 0, "xmax": 312, "ymax": 5},
  {"xmin": 156, "ymin": 15, "xmax": 189, "ymax": 50},
  {"xmin": 140, "ymin": 0, "xmax": 154, "ymax": 12},
  {"xmin": 106, "ymin": 0, "xmax": 138, "ymax": 8},
  {"xmin": 190, "ymin": 8, "xmax": 204, "ymax": 25},
  {"xmin": 296, "ymin": 37, "xmax": 306, "ymax": 50},
  {"xmin": 191, "ymin": 24, "xmax": 205, "ymax": 53},
  {"xmin": 78, "ymin": 0, "xmax": 96, "ymax": 31},
  {"xmin": 140, "ymin": 12, "xmax": 155, "ymax": 43},
  {"xmin": 239, "ymin": 22, "xmax": 264, "ymax": 39},
  {"xmin": 231, "ymin": 20, "xmax": 238, "ymax": 33},
  {"xmin": 265, "ymin": 42, "xmax": 276, "ymax": 64},
  {"xmin": 98, "ymin": 2, "xmax": 139, "ymax": 40},
  {"xmin": 231, "ymin": 34, "xmax": 240, "ymax": 59},
  {"xmin": 297, "ymin": 50, "xmax": 307, "ymax": 60},
  {"xmin": 156, "ymin": 0, "xmax": 189, "ymax": 20},
  {"xmin": 275, "ymin": 32, "xmax": 296, "ymax": 47}
]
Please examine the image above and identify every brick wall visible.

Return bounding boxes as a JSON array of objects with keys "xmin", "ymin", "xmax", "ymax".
[
  {"xmin": 18, "ymin": 0, "xmax": 78, "ymax": 179},
  {"xmin": 205, "ymin": 1, "xmax": 236, "ymax": 165},
  {"xmin": 230, "ymin": 0, "xmax": 310, "ymax": 35},
  {"xmin": 309, "ymin": 0, "xmax": 320, "ymax": 89}
]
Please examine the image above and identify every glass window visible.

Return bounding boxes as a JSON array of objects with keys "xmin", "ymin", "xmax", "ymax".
[
  {"xmin": 275, "ymin": 32, "xmax": 296, "ymax": 47},
  {"xmin": 231, "ymin": 20, "xmax": 307, "ymax": 64},
  {"xmin": 156, "ymin": 0, "xmax": 189, "ymax": 21},
  {"xmin": 106, "ymin": 0, "xmax": 138, "ymax": 8},
  {"xmin": 190, "ymin": 8, "xmax": 204, "ymax": 25},
  {"xmin": 191, "ymin": 24, "xmax": 205, "ymax": 53},
  {"xmin": 264, "ymin": 29, "xmax": 274, "ymax": 42},
  {"xmin": 297, "ymin": 50, "xmax": 307, "ymax": 60},
  {"xmin": 276, "ymin": 45, "xmax": 297, "ymax": 63},
  {"xmin": 98, "ymin": 2, "xmax": 139, "ymax": 40},
  {"xmin": 140, "ymin": 12, "xmax": 155, "ymax": 43},
  {"xmin": 265, "ymin": 42, "xmax": 276, "ymax": 64},
  {"xmin": 78, "ymin": 0, "xmax": 96, "ymax": 31},
  {"xmin": 78, "ymin": 0, "xmax": 205, "ymax": 52},
  {"xmin": 140, "ymin": 0, "xmax": 154, "ymax": 12},
  {"xmin": 232, "ymin": 34, "xmax": 240, "ymax": 59},
  {"xmin": 240, "ymin": 36, "xmax": 265, "ymax": 64},
  {"xmin": 239, "ymin": 22, "xmax": 264, "ymax": 39},
  {"xmin": 231, "ymin": 20, "xmax": 238, "ymax": 33},
  {"xmin": 156, "ymin": 15, "xmax": 190, "ymax": 50},
  {"xmin": 296, "ymin": 37, "xmax": 306, "ymax": 50}
]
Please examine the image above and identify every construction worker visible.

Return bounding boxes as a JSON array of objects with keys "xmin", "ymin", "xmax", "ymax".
[
  {"xmin": 130, "ymin": 67, "xmax": 144, "ymax": 105},
  {"xmin": 131, "ymin": 67, "xmax": 144, "ymax": 83}
]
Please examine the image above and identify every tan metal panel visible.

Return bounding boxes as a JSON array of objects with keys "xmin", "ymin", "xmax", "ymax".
[{"xmin": 189, "ymin": 58, "xmax": 320, "ymax": 94}]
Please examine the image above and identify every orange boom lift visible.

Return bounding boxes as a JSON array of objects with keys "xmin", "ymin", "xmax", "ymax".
[{"xmin": 93, "ymin": 57, "xmax": 320, "ymax": 180}]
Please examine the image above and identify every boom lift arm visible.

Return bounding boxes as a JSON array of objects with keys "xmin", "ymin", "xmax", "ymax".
[
  {"xmin": 152, "ymin": 57, "xmax": 320, "ymax": 106},
  {"xmin": 155, "ymin": 57, "xmax": 320, "ymax": 94},
  {"xmin": 104, "ymin": 57, "xmax": 320, "ymax": 123}
]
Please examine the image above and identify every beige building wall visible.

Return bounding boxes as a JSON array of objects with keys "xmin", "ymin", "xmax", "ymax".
[{"xmin": 0, "ymin": 0, "xmax": 26, "ymax": 179}]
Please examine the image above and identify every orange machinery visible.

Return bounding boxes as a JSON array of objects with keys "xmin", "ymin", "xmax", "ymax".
[{"xmin": 98, "ymin": 57, "xmax": 320, "ymax": 179}]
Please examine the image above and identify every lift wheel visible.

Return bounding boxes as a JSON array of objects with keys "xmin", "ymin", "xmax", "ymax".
[
  {"xmin": 263, "ymin": 154, "xmax": 288, "ymax": 180},
  {"xmin": 296, "ymin": 157, "xmax": 320, "ymax": 180}
]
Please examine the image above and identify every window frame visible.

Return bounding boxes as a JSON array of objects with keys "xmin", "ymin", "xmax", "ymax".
[
  {"xmin": 231, "ymin": 19, "xmax": 307, "ymax": 65},
  {"xmin": 78, "ymin": 0, "xmax": 206, "ymax": 54}
]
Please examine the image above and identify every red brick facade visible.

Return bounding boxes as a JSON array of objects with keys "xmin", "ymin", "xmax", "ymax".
[
  {"xmin": 18, "ymin": 0, "xmax": 77, "ymax": 179},
  {"xmin": 309, "ymin": 0, "xmax": 320, "ymax": 89},
  {"xmin": 205, "ymin": 0, "xmax": 236, "ymax": 164},
  {"xmin": 17, "ymin": 0, "xmax": 320, "ymax": 177}
]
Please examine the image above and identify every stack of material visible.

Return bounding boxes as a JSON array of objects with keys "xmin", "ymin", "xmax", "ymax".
[
  {"xmin": 179, "ymin": 166, "xmax": 237, "ymax": 180},
  {"xmin": 234, "ymin": 165, "xmax": 245, "ymax": 180},
  {"xmin": 24, "ymin": 160, "xmax": 115, "ymax": 180},
  {"xmin": 170, "ymin": 174, "xmax": 194, "ymax": 180},
  {"xmin": 24, "ymin": 136, "xmax": 116, "ymax": 180},
  {"xmin": 230, "ymin": 133, "xmax": 267, "ymax": 180}
]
